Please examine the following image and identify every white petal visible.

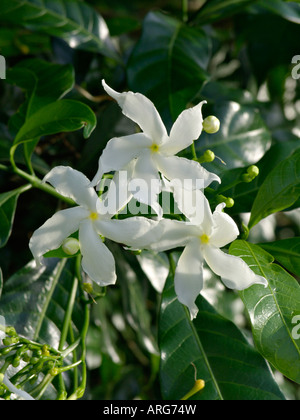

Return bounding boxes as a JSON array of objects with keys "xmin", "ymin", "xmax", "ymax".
[
  {"xmin": 90, "ymin": 133, "xmax": 151, "ymax": 187},
  {"xmin": 172, "ymin": 185, "xmax": 208, "ymax": 226},
  {"xmin": 210, "ymin": 203, "xmax": 239, "ymax": 248},
  {"xmin": 174, "ymin": 238, "xmax": 204, "ymax": 320},
  {"xmin": 95, "ymin": 217, "xmax": 161, "ymax": 249},
  {"xmin": 29, "ymin": 207, "xmax": 88, "ymax": 264},
  {"xmin": 148, "ymin": 219, "xmax": 197, "ymax": 253},
  {"xmin": 156, "ymin": 155, "xmax": 221, "ymax": 189},
  {"xmin": 160, "ymin": 101, "xmax": 207, "ymax": 155},
  {"xmin": 203, "ymin": 246, "xmax": 268, "ymax": 290},
  {"xmin": 96, "ymin": 161, "xmax": 135, "ymax": 217},
  {"xmin": 130, "ymin": 151, "xmax": 162, "ymax": 216},
  {"xmin": 79, "ymin": 220, "xmax": 117, "ymax": 286},
  {"xmin": 44, "ymin": 166, "xmax": 98, "ymax": 210},
  {"xmin": 102, "ymin": 80, "xmax": 168, "ymax": 142}
]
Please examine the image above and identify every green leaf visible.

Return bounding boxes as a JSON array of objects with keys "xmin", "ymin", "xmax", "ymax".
[
  {"xmin": 259, "ymin": 238, "xmax": 300, "ymax": 278},
  {"xmin": 252, "ymin": 0, "xmax": 300, "ymax": 24},
  {"xmin": 229, "ymin": 240, "xmax": 300, "ymax": 383},
  {"xmin": 192, "ymin": 0, "xmax": 258, "ymax": 24},
  {"xmin": 249, "ymin": 149, "xmax": 300, "ymax": 228},
  {"xmin": 0, "ymin": 0, "xmax": 119, "ymax": 60},
  {"xmin": 0, "ymin": 185, "xmax": 32, "ymax": 248},
  {"xmin": 159, "ymin": 263, "xmax": 285, "ymax": 400},
  {"xmin": 7, "ymin": 59, "xmax": 75, "ymax": 134},
  {"xmin": 127, "ymin": 11, "xmax": 211, "ymax": 127},
  {"xmin": 14, "ymin": 99, "xmax": 97, "ymax": 145},
  {"xmin": 195, "ymin": 101, "xmax": 272, "ymax": 171}
]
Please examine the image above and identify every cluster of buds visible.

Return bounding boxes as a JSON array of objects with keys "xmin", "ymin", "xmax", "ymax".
[{"xmin": 0, "ymin": 325, "xmax": 69, "ymax": 399}]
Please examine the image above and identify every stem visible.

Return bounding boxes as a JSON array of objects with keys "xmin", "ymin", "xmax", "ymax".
[
  {"xmin": 182, "ymin": 0, "xmax": 189, "ymax": 22},
  {"xmin": 9, "ymin": 145, "xmax": 75, "ymax": 207},
  {"xmin": 190, "ymin": 142, "xmax": 198, "ymax": 161}
]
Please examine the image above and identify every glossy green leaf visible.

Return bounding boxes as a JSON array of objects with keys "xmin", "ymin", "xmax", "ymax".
[
  {"xmin": 127, "ymin": 11, "xmax": 211, "ymax": 127},
  {"xmin": 14, "ymin": 99, "xmax": 97, "ymax": 145},
  {"xmin": 7, "ymin": 59, "xmax": 75, "ymax": 134},
  {"xmin": 195, "ymin": 101, "xmax": 272, "ymax": 171},
  {"xmin": 192, "ymin": 0, "xmax": 258, "ymax": 24},
  {"xmin": 0, "ymin": 0, "xmax": 119, "ymax": 60},
  {"xmin": 252, "ymin": 0, "xmax": 300, "ymax": 24},
  {"xmin": 0, "ymin": 185, "xmax": 32, "ymax": 248},
  {"xmin": 229, "ymin": 240, "xmax": 300, "ymax": 383},
  {"xmin": 249, "ymin": 149, "xmax": 300, "ymax": 228},
  {"xmin": 259, "ymin": 238, "xmax": 300, "ymax": 278},
  {"xmin": 159, "ymin": 262, "xmax": 285, "ymax": 400}
]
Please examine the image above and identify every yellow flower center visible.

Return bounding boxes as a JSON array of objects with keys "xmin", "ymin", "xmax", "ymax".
[
  {"xmin": 200, "ymin": 234, "xmax": 210, "ymax": 244},
  {"xmin": 150, "ymin": 143, "xmax": 160, "ymax": 153},
  {"xmin": 89, "ymin": 212, "xmax": 99, "ymax": 221}
]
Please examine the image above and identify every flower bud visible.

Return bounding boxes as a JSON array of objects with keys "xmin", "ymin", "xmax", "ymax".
[
  {"xmin": 225, "ymin": 197, "xmax": 235, "ymax": 208},
  {"xmin": 83, "ymin": 282, "xmax": 94, "ymax": 294},
  {"xmin": 203, "ymin": 116, "xmax": 220, "ymax": 134},
  {"xmin": 197, "ymin": 150, "xmax": 215, "ymax": 164},
  {"xmin": 62, "ymin": 238, "xmax": 80, "ymax": 256},
  {"xmin": 247, "ymin": 165, "xmax": 259, "ymax": 178}
]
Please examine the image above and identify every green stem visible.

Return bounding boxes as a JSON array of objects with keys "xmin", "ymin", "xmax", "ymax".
[
  {"xmin": 9, "ymin": 145, "xmax": 75, "ymax": 207},
  {"xmin": 0, "ymin": 164, "xmax": 10, "ymax": 172},
  {"xmin": 190, "ymin": 142, "xmax": 198, "ymax": 161},
  {"xmin": 182, "ymin": 0, "xmax": 189, "ymax": 22}
]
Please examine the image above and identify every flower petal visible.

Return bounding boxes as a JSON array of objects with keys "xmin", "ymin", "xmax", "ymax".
[
  {"xmin": 44, "ymin": 166, "xmax": 98, "ymax": 210},
  {"xmin": 102, "ymin": 80, "xmax": 168, "ymax": 142},
  {"xmin": 90, "ymin": 133, "xmax": 151, "ymax": 187},
  {"xmin": 174, "ymin": 238, "xmax": 204, "ymax": 320},
  {"xmin": 203, "ymin": 246, "xmax": 268, "ymax": 290},
  {"xmin": 148, "ymin": 219, "xmax": 197, "ymax": 253},
  {"xmin": 156, "ymin": 155, "xmax": 221, "ymax": 189},
  {"xmin": 130, "ymin": 151, "xmax": 162, "ymax": 216},
  {"xmin": 95, "ymin": 217, "xmax": 161, "ymax": 249},
  {"xmin": 96, "ymin": 161, "xmax": 135, "ymax": 217},
  {"xmin": 210, "ymin": 203, "xmax": 239, "ymax": 248},
  {"xmin": 79, "ymin": 219, "xmax": 117, "ymax": 286},
  {"xmin": 29, "ymin": 207, "xmax": 88, "ymax": 265},
  {"xmin": 160, "ymin": 101, "xmax": 206, "ymax": 155}
]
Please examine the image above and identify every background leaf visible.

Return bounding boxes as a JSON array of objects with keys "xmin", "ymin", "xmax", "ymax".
[
  {"xmin": 249, "ymin": 149, "xmax": 300, "ymax": 228},
  {"xmin": 194, "ymin": 101, "xmax": 272, "ymax": 171},
  {"xmin": 127, "ymin": 11, "xmax": 211, "ymax": 128},
  {"xmin": 229, "ymin": 240, "xmax": 300, "ymax": 384},
  {"xmin": 0, "ymin": 0, "xmax": 119, "ymax": 60},
  {"xmin": 159, "ymin": 261, "xmax": 285, "ymax": 400},
  {"xmin": 14, "ymin": 99, "xmax": 97, "ymax": 145},
  {"xmin": 259, "ymin": 238, "xmax": 300, "ymax": 278},
  {"xmin": 192, "ymin": 0, "xmax": 258, "ymax": 24}
]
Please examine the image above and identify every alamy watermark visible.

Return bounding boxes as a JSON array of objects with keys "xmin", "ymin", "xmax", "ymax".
[
  {"xmin": 0, "ymin": 55, "xmax": 6, "ymax": 80},
  {"xmin": 292, "ymin": 55, "xmax": 300, "ymax": 80},
  {"xmin": 292, "ymin": 315, "xmax": 300, "ymax": 340}
]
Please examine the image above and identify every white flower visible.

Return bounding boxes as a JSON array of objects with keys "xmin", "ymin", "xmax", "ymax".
[
  {"xmin": 29, "ymin": 166, "xmax": 161, "ymax": 286},
  {"xmin": 90, "ymin": 80, "xmax": 220, "ymax": 216},
  {"xmin": 148, "ymin": 190, "xmax": 268, "ymax": 319}
]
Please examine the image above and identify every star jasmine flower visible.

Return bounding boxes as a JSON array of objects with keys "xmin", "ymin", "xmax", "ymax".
[
  {"xmin": 148, "ymin": 190, "xmax": 268, "ymax": 319},
  {"xmin": 29, "ymin": 166, "xmax": 161, "ymax": 287},
  {"xmin": 90, "ymin": 80, "xmax": 220, "ymax": 216}
]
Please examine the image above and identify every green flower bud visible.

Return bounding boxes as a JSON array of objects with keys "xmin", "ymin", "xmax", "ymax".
[
  {"xmin": 5, "ymin": 327, "xmax": 17, "ymax": 337},
  {"xmin": 247, "ymin": 165, "xmax": 259, "ymax": 178},
  {"xmin": 30, "ymin": 357, "xmax": 39, "ymax": 365},
  {"xmin": 83, "ymin": 282, "xmax": 94, "ymax": 294},
  {"xmin": 242, "ymin": 174, "xmax": 253, "ymax": 183},
  {"xmin": 225, "ymin": 197, "xmax": 235, "ymax": 208},
  {"xmin": 49, "ymin": 367, "xmax": 59, "ymax": 376},
  {"xmin": 62, "ymin": 238, "xmax": 80, "ymax": 256},
  {"xmin": 203, "ymin": 116, "xmax": 220, "ymax": 134},
  {"xmin": 197, "ymin": 150, "xmax": 215, "ymax": 164}
]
